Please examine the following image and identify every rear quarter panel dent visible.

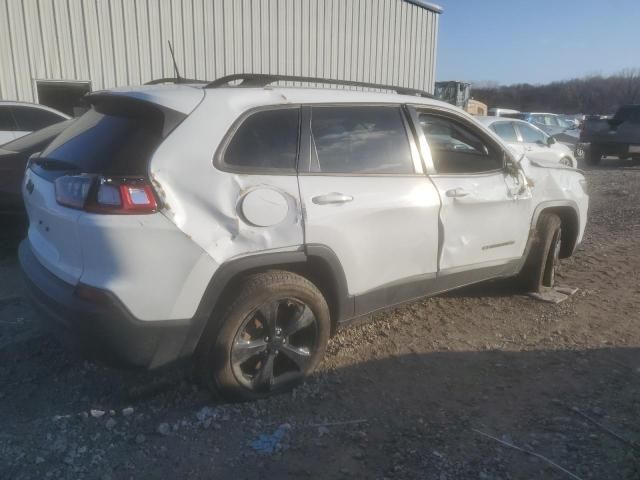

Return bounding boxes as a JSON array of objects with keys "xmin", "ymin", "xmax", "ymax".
[{"xmin": 150, "ymin": 92, "xmax": 304, "ymax": 266}]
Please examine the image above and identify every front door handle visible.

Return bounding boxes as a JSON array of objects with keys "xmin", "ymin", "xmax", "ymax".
[
  {"xmin": 312, "ymin": 192, "xmax": 354, "ymax": 205},
  {"xmin": 445, "ymin": 187, "xmax": 469, "ymax": 198}
]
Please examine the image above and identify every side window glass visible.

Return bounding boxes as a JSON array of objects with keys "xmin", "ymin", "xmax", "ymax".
[
  {"xmin": 545, "ymin": 115, "xmax": 558, "ymax": 127},
  {"xmin": 419, "ymin": 113, "xmax": 503, "ymax": 174},
  {"xmin": 518, "ymin": 123, "xmax": 547, "ymax": 144},
  {"xmin": 491, "ymin": 122, "xmax": 518, "ymax": 142},
  {"xmin": 12, "ymin": 107, "xmax": 64, "ymax": 131},
  {"xmin": 0, "ymin": 106, "xmax": 17, "ymax": 131},
  {"xmin": 223, "ymin": 108, "xmax": 300, "ymax": 172},
  {"xmin": 309, "ymin": 106, "xmax": 414, "ymax": 174}
]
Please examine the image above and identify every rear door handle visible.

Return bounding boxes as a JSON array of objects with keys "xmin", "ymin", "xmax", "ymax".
[
  {"xmin": 445, "ymin": 187, "xmax": 469, "ymax": 198},
  {"xmin": 312, "ymin": 192, "xmax": 354, "ymax": 205}
]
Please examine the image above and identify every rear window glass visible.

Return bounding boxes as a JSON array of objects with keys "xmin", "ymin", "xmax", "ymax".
[
  {"xmin": 222, "ymin": 108, "xmax": 300, "ymax": 172},
  {"xmin": 40, "ymin": 104, "xmax": 165, "ymax": 175}
]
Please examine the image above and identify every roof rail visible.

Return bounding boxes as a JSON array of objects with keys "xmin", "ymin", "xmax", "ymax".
[
  {"xmin": 205, "ymin": 74, "xmax": 433, "ymax": 98},
  {"xmin": 144, "ymin": 77, "xmax": 209, "ymax": 85}
]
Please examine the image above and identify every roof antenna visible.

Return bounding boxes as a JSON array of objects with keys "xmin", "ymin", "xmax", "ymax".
[{"xmin": 167, "ymin": 40, "xmax": 182, "ymax": 83}]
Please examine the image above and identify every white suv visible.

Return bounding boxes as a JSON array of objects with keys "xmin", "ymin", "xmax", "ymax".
[{"xmin": 19, "ymin": 75, "xmax": 588, "ymax": 401}]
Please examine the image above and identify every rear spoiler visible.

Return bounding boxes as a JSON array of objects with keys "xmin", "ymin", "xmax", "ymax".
[{"xmin": 86, "ymin": 93, "xmax": 189, "ymax": 138}]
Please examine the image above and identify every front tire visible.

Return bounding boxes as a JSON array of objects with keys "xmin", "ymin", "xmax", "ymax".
[
  {"xmin": 560, "ymin": 156, "xmax": 574, "ymax": 168},
  {"xmin": 197, "ymin": 271, "xmax": 331, "ymax": 401},
  {"xmin": 517, "ymin": 213, "xmax": 562, "ymax": 292}
]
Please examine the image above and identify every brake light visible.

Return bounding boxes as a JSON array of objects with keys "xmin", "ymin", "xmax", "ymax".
[
  {"xmin": 87, "ymin": 177, "xmax": 157, "ymax": 214},
  {"xmin": 54, "ymin": 175, "xmax": 158, "ymax": 214}
]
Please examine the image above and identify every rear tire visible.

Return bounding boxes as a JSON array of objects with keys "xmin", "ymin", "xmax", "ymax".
[
  {"xmin": 197, "ymin": 271, "xmax": 331, "ymax": 401},
  {"xmin": 517, "ymin": 213, "xmax": 562, "ymax": 293}
]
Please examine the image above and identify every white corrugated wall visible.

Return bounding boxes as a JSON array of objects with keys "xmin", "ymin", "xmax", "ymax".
[{"xmin": 0, "ymin": 0, "xmax": 439, "ymax": 102}]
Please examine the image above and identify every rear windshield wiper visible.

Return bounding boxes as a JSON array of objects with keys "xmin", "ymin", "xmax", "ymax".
[{"xmin": 32, "ymin": 157, "xmax": 81, "ymax": 172}]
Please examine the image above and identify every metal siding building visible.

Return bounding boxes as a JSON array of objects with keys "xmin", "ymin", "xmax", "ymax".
[{"xmin": 0, "ymin": 0, "xmax": 440, "ymax": 107}]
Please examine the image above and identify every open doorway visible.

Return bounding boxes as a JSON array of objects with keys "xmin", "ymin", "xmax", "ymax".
[{"xmin": 36, "ymin": 81, "xmax": 92, "ymax": 117}]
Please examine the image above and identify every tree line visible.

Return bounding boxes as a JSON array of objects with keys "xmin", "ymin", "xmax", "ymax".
[{"xmin": 472, "ymin": 69, "xmax": 640, "ymax": 115}]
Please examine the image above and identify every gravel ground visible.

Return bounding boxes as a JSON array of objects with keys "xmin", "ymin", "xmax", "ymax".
[{"xmin": 1, "ymin": 158, "xmax": 639, "ymax": 479}]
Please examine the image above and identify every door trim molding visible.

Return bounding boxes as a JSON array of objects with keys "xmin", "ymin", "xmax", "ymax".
[{"xmin": 349, "ymin": 258, "xmax": 521, "ymax": 321}]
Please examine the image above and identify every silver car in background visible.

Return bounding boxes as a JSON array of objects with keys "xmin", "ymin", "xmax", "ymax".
[{"xmin": 476, "ymin": 116, "xmax": 577, "ymax": 168}]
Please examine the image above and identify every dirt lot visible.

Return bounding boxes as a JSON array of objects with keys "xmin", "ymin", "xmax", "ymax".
[{"xmin": 1, "ymin": 159, "xmax": 639, "ymax": 480}]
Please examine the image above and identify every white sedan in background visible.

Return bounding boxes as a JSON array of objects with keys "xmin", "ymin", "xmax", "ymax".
[
  {"xmin": 476, "ymin": 116, "xmax": 577, "ymax": 168},
  {"xmin": 0, "ymin": 101, "xmax": 70, "ymax": 145}
]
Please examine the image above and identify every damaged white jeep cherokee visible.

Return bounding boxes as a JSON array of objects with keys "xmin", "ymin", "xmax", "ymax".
[{"xmin": 20, "ymin": 75, "xmax": 588, "ymax": 400}]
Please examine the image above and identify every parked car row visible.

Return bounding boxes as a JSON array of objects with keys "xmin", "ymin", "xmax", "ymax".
[
  {"xmin": 14, "ymin": 75, "xmax": 588, "ymax": 400},
  {"xmin": 580, "ymin": 104, "xmax": 640, "ymax": 165},
  {"xmin": 490, "ymin": 109, "xmax": 583, "ymax": 158},
  {"xmin": 476, "ymin": 116, "xmax": 577, "ymax": 168}
]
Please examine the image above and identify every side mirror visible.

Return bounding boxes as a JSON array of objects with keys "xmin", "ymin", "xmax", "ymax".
[{"xmin": 547, "ymin": 136, "xmax": 556, "ymax": 146}]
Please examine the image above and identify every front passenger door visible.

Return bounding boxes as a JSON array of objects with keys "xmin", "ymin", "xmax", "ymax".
[{"xmin": 413, "ymin": 109, "xmax": 532, "ymax": 273}]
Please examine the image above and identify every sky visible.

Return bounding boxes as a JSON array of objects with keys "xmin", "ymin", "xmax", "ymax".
[{"xmin": 434, "ymin": 0, "xmax": 640, "ymax": 86}]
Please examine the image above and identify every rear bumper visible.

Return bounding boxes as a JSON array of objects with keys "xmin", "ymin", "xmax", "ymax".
[{"xmin": 18, "ymin": 240, "xmax": 193, "ymax": 369}]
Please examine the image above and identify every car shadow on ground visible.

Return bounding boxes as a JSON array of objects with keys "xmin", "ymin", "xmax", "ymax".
[
  {"xmin": 0, "ymin": 214, "xmax": 26, "ymax": 261},
  {"xmin": 439, "ymin": 278, "xmax": 523, "ymax": 298},
  {"xmin": 580, "ymin": 157, "xmax": 640, "ymax": 171},
  {"xmin": 1, "ymin": 319, "xmax": 639, "ymax": 479}
]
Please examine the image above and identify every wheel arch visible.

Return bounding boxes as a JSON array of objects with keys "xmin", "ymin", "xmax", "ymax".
[
  {"xmin": 186, "ymin": 245, "xmax": 353, "ymax": 357},
  {"xmin": 531, "ymin": 201, "xmax": 580, "ymax": 258}
]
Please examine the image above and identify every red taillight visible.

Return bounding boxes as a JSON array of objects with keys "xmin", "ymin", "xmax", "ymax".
[
  {"xmin": 87, "ymin": 178, "xmax": 158, "ymax": 214},
  {"xmin": 55, "ymin": 175, "xmax": 158, "ymax": 214}
]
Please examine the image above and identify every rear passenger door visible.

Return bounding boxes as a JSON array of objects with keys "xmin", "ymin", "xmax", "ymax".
[
  {"xmin": 297, "ymin": 105, "xmax": 441, "ymax": 304},
  {"xmin": 411, "ymin": 108, "xmax": 532, "ymax": 273}
]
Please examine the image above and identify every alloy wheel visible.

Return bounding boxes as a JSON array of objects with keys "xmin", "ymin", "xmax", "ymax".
[{"xmin": 230, "ymin": 298, "xmax": 318, "ymax": 392}]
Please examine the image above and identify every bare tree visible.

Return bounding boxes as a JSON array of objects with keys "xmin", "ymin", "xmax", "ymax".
[
  {"xmin": 618, "ymin": 68, "xmax": 640, "ymax": 104},
  {"xmin": 472, "ymin": 69, "xmax": 640, "ymax": 114}
]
